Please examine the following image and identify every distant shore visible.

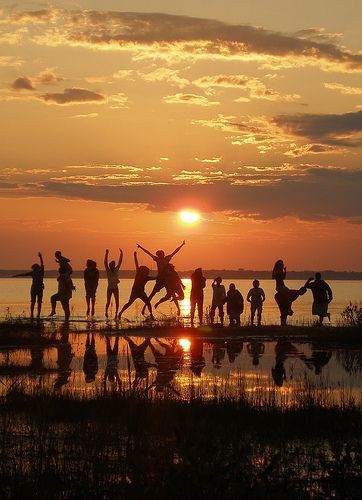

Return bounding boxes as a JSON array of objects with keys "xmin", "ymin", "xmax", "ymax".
[{"xmin": 2, "ymin": 269, "xmax": 362, "ymax": 280}]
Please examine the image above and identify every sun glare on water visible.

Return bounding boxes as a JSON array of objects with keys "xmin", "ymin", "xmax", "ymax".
[{"xmin": 179, "ymin": 211, "xmax": 200, "ymax": 224}]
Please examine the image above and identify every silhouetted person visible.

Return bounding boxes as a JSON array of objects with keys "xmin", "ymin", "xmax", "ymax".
[
  {"xmin": 104, "ymin": 248, "xmax": 123, "ymax": 319},
  {"xmin": 272, "ymin": 259, "xmax": 306, "ymax": 326},
  {"xmin": 55, "ymin": 250, "xmax": 72, "ymax": 275},
  {"xmin": 247, "ymin": 279, "xmax": 265, "ymax": 326},
  {"xmin": 49, "ymin": 265, "xmax": 75, "ymax": 321},
  {"xmin": 137, "ymin": 240, "xmax": 185, "ymax": 313},
  {"xmin": 190, "ymin": 268, "xmax": 206, "ymax": 326},
  {"xmin": 83, "ymin": 333, "xmax": 98, "ymax": 383},
  {"xmin": 103, "ymin": 337, "xmax": 121, "ymax": 390},
  {"xmin": 247, "ymin": 341, "xmax": 265, "ymax": 366},
  {"xmin": 118, "ymin": 252, "xmax": 156, "ymax": 320},
  {"xmin": 226, "ymin": 283, "xmax": 244, "ymax": 327},
  {"xmin": 210, "ymin": 277, "xmax": 226, "ymax": 326},
  {"xmin": 190, "ymin": 338, "xmax": 205, "ymax": 377},
  {"xmin": 304, "ymin": 273, "xmax": 333, "ymax": 326},
  {"xmin": 84, "ymin": 259, "xmax": 99, "ymax": 317},
  {"xmin": 272, "ymin": 340, "xmax": 306, "ymax": 386},
  {"xmin": 125, "ymin": 337, "xmax": 156, "ymax": 388},
  {"xmin": 13, "ymin": 252, "xmax": 44, "ymax": 319},
  {"xmin": 226, "ymin": 340, "xmax": 244, "ymax": 363},
  {"xmin": 154, "ymin": 264, "xmax": 185, "ymax": 315}
]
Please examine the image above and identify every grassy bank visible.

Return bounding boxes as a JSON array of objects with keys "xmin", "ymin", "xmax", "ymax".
[{"xmin": 1, "ymin": 389, "xmax": 362, "ymax": 499}]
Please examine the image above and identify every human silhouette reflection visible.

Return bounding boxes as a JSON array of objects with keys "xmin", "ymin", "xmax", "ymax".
[
  {"xmin": 103, "ymin": 337, "xmax": 121, "ymax": 390},
  {"xmin": 272, "ymin": 340, "xmax": 306, "ymax": 387},
  {"xmin": 83, "ymin": 333, "xmax": 98, "ymax": 383},
  {"xmin": 148, "ymin": 339, "xmax": 183, "ymax": 395},
  {"xmin": 226, "ymin": 340, "xmax": 244, "ymax": 363},
  {"xmin": 125, "ymin": 337, "xmax": 156, "ymax": 388},
  {"xmin": 30, "ymin": 346, "xmax": 44, "ymax": 372},
  {"xmin": 190, "ymin": 339, "xmax": 206, "ymax": 377},
  {"xmin": 304, "ymin": 345, "xmax": 332, "ymax": 375},
  {"xmin": 247, "ymin": 341, "xmax": 265, "ymax": 366},
  {"xmin": 54, "ymin": 324, "xmax": 73, "ymax": 389},
  {"xmin": 211, "ymin": 340, "xmax": 226, "ymax": 369}
]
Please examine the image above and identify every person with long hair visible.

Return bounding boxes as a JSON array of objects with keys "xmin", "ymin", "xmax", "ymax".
[
  {"xmin": 84, "ymin": 259, "xmax": 99, "ymax": 317},
  {"xmin": 272, "ymin": 259, "xmax": 306, "ymax": 326},
  {"xmin": 104, "ymin": 248, "xmax": 123, "ymax": 319},
  {"xmin": 13, "ymin": 252, "xmax": 44, "ymax": 319}
]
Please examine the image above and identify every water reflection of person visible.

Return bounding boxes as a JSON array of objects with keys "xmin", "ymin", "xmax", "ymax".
[
  {"xmin": 149, "ymin": 339, "xmax": 183, "ymax": 395},
  {"xmin": 304, "ymin": 346, "xmax": 332, "ymax": 375},
  {"xmin": 54, "ymin": 325, "xmax": 73, "ymax": 389},
  {"xmin": 125, "ymin": 337, "xmax": 156, "ymax": 388},
  {"xmin": 103, "ymin": 337, "xmax": 121, "ymax": 390},
  {"xmin": 226, "ymin": 340, "xmax": 244, "ymax": 363},
  {"xmin": 30, "ymin": 346, "xmax": 44, "ymax": 372},
  {"xmin": 83, "ymin": 333, "xmax": 98, "ymax": 383},
  {"xmin": 272, "ymin": 340, "xmax": 306, "ymax": 387},
  {"xmin": 211, "ymin": 340, "xmax": 226, "ymax": 369},
  {"xmin": 190, "ymin": 339, "xmax": 206, "ymax": 377},
  {"xmin": 247, "ymin": 341, "xmax": 265, "ymax": 366}
]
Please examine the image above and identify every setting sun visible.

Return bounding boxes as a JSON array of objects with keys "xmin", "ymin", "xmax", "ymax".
[{"xmin": 179, "ymin": 211, "xmax": 200, "ymax": 224}]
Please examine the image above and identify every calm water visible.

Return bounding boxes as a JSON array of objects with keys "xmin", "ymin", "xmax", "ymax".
[
  {"xmin": 1, "ymin": 334, "xmax": 362, "ymax": 406},
  {"xmin": 1, "ymin": 278, "xmax": 361, "ymax": 325}
]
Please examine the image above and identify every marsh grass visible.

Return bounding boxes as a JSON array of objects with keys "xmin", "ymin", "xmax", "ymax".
[{"xmin": 0, "ymin": 380, "xmax": 362, "ymax": 499}]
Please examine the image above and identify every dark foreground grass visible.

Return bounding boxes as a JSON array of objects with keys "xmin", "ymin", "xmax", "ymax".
[{"xmin": 1, "ymin": 389, "xmax": 362, "ymax": 499}]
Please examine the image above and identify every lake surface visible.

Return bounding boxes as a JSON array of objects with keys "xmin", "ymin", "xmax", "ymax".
[
  {"xmin": 1, "ymin": 334, "xmax": 362, "ymax": 407},
  {"xmin": 1, "ymin": 278, "xmax": 361, "ymax": 326}
]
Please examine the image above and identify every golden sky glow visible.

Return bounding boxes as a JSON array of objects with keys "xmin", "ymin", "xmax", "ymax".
[{"xmin": 0, "ymin": 1, "xmax": 361, "ymax": 270}]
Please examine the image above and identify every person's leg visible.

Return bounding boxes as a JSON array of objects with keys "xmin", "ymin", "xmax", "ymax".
[
  {"xmin": 236, "ymin": 314, "xmax": 241, "ymax": 327},
  {"xmin": 86, "ymin": 295, "xmax": 90, "ymax": 316},
  {"xmin": 61, "ymin": 299, "xmax": 70, "ymax": 321},
  {"xmin": 257, "ymin": 305, "xmax": 262, "ymax": 326},
  {"xmin": 250, "ymin": 304, "xmax": 256, "ymax": 325},
  {"xmin": 155, "ymin": 292, "xmax": 172, "ymax": 309},
  {"xmin": 139, "ymin": 291, "xmax": 154, "ymax": 319},
  {"xmin": 30, "ymin": 288, "xmax": 36, "ymax": 319},
  {"xmin": 197, "ymin": 297, "xmax": 204, "ymax": 325},
  {"xmin": 219, "ymin": 305, "xmax": 224, "ymax": 326},
  {"xmin": 118, "ymin": 292, "xmax": 136, "ymax": 318},
  {"xmin": 210, "ymin": 304, "xmax": 216, "ymax": 324},
  {"xmin": 105, "ymin": 288, "xmax": 112, "ymax": 318},
  {"xmin": 190, "ymin": 298, "xmax": 196, "ymax": 324},
  {"xmin": 91, "ymin": 295, "xmax": 96, "ymax": 316},
  {"xmin": 49, "ymin": 293, "xmax": 59, "ymax": 316},
  {"xmin": 141, "ymin": 281, "xmax": 163, "ymax": 314},
  {"xmin": 114, "ymin": 288, "xmax": 119, "ymax": 319},
  {"xmin": 37, "ymin": 290, "xmax": 43, "ymax": 319}
]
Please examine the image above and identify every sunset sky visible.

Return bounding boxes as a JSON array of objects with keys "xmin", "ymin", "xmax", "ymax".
[{"xmin": 1, "ymin": 0, "xmax": 361, "ymax": 270}]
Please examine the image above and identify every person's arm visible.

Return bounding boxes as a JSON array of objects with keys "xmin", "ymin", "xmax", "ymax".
[
  {"xmin": 136, "ymin": 243, "xmax": 155, "ymax": 259},
  {"xmin": 12, "ymin": 271, "xmax": 33, "ymax": 277},
  {"xmin": 246, "ymin": 290, "xmax": 252, "ymax": 302},
  {"xmin": 116, "ymin": 249, "xmax": 123, "ymax": 270},
  {"xmin": 104, "ymin": 250, "xmax": 109, "ymax": 271},
  {"xmin": 134, "ymin": 251, "xmax": 139, "ymax": 270},
  {"xmin": 38, "ymin": 252, "xmax": 44, "ymax": 272},
  {"xmin": 168, "ymin": 240, "xmax": 185, "ymax": 259},
  {"xmin": 304, "ymin": 277, "xmax": 313, "ymax": 289},
  {"xmin": 261, "ymin": 289, "xmax": 266, "ymax": 302},
  {"xmin": 326, "ymin": 283, "xmax": 333, "ymax": 303}
]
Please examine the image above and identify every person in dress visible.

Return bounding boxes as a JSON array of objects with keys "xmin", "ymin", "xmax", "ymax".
[{"xmin": 304, "ymin": 273, "xmax": 333, "ymax": 326}]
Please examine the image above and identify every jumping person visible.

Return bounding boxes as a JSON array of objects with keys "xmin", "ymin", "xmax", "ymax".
[
  {"xmin": 55, "ymin": 251, "xmax": 72, "ymax": 275},
  {"xmin": 154, "ymin": 264, "xmax": 185, "ymax": 316},
  {"xmin": 247, "ymin": 279, "xmax": 266, "ymax": 326},
  {"xmin": 118, "ymin": 251, "xmax": 156, "ymax": 319},
  {"xmin": 13, "ymin": 252, "xmax": 44, "ymax": 319},
  {"xmin": 190, "ymin": 268, "xmax": 206, "ymax": 326},
  {"xmin": 210, "ymin": 277, "xmax": 226, "ymax": 326},
  {"xmin": 84, "ymin": 259, "xmax": 99, "ymax": 317},
  {"xmin": 49, "ymin": 265, "xmax": 75, "ymax": 321},
  {"xmin": 136, "ymin": 240, "xmax": 185, "ymax": 313},
  {"xmin": 104, "ymin": 248, "xmax": 123, "ymax": 320},
  {"xmin": 272, "ymin": 259, "xmax": 306, "ymax": 326}
]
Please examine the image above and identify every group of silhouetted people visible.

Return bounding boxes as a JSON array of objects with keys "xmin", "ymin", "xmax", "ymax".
[{"xmin": 12, "ymin": 246, "xmax": 333, "ymax": 326}]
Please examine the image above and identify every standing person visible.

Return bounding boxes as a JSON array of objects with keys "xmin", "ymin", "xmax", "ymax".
[
  {"xmin": 84, "ymin": 259, "xmax": 99, "ymax": 317},
  {"xmin": 272, "ymin": 259, "xmax": 288, "ymax": 292},
  {"xmin": 190, "ymin": 268, "xmax": 206, "ymax": 326},
  {"xmin": 104, "ymin": 248, "xmax": 123, "ymax": 320},
  {"xmin": 136, "ymin": 240, "xmax": 185, "ymax": 312},
  {"xmin": 247, "ymin": 279, "xmax": 266, "ymax": 326},
  {"xmin": 13, "ymin": 252, "xmax": 44, "ymax": 319},
  {"xmin": 226, "ymin": 283, "xmax": 244, "ymax": 327},
  {"xmin": 55, "ymin": 251, "xmax": 72, "ymax": 275},
  {"xmin": 118, "ymin": 251, "xmax": 156, "ymax": 319},
  {"xmin": 210, "ymin": 277, "xmax": 226, "ymax": 326},
  {"xmin": 49, "ymin": 266, "xmax": 74, "ymax": 321},
  {"xmin": 304, "ymin": 273, "xmax": 333, "ymax": 326}
]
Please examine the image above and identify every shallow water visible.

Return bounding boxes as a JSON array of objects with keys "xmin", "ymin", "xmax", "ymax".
[
  {"xmin": 1, "ymin": 333, "xmax": 362, "ymax": 407},
  {"xmin": 1, "ymin": 278, "xmax": 361, "ymax": 326}
]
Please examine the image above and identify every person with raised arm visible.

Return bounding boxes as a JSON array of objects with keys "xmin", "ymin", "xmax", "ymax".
[
  {"xmin": 118, "ymin": 251, "xmax": 156, "ymax": 320},
  {"xmin": 13, "ymin": 252, "xmax": 44, "ymax": 319},
  {"xmin": 136, "ymin": 240, "xmax": 186, "ymax": 312},
  {"xmin": 104, "ymin": 248, "xmax": 123, "ymax": 320}
]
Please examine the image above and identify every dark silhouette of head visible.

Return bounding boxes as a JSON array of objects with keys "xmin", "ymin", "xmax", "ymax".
[
  {"xmin": 253, "ymin": 279, "xmax": 259, "ymax": 288},
  {"xmin": 194, "ymin": 267, "xmax": 202, "ymax": 276},
  {"xmin": 32, "ymin": 263, "xmax": 41, "ymax": 271},
  {"xmin": 272, "ymin": 260, "xmax": 284, "ymax": 279},
  {"xmin": 156, "ymin": 250, "xmax": 165, "ymax": 259},
  {"xmin": 252, "ymin": 356, "xmax": 260, "ymax": 366},
  {"xmin": 55, "ymin": 250, "xmax": 62, "ymax": 259},
  {"xmin": 86, "ymin": 259, "xmax": 93, "ymax": 268},
  {"xmin": 229, "ymin": 283, "xmax": 236, "ymax": 291},
  {"xmin": 315, "ymin": 272, "xmax": 322, "ymax": 280},
  {"xmin": 138, "ymin": 265, "xmax": 150, "ymax": 275},
  {"xmin": 215, "ymin": 276, "xmax": 222, "ymax": 284},
  {"xmin": 109, "ymin": 260, "xmax": 116, "ymax": 271}
]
